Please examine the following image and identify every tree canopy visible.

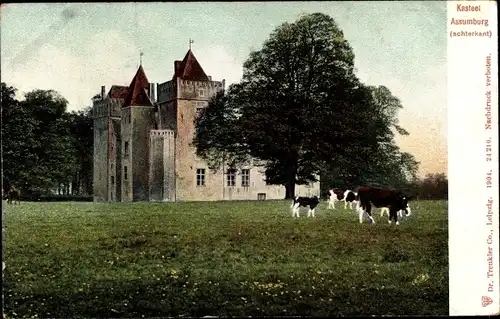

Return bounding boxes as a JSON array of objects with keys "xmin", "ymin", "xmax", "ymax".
[
  {"xmin": 193, "ymin": 13, "xmax": 419, "ymax": 198},
  {"xmin": 1, "ymin": 82, "xmax": 93, "ymax": 198}
]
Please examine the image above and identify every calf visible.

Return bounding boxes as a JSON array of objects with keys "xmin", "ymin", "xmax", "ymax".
[
  {"xmin": 343, "ymin": 190, "xmax": 358, "ymax": 210},
  {"xmin": 291, "ymin": 196, "xmax": 320, "ymax": 218},
  {"xmin": 328, "ymin": 188, "xmax": 358, "ymax": 210},
  {"xmin": 356, "ymin": 186, "xmax": 412, "ymax": 225},
  {"xmin": 327, "ymin": 188, "xmax": 344, "ymax": 209},
  {"xmin": 6, "ymin": 187, "xmax": 21, "ymax": 205}
]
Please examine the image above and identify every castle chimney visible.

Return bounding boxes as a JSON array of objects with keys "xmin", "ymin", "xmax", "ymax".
[
  {"xmin": 149, "ymin": 83, "xmax": 156, "ymax": 102},
  {"xmin": 222, "ymin": 79, "xmax": 226, "ymax": 89},
  {"xmin": 174, "ymin": 61, "xmax": 182, "ymax": 73},
  {"xmin": 101, "ymin": 86, "xmax": 106, "ymax": 99}
]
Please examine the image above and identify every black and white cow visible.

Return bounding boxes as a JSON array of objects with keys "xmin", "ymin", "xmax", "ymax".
[
  {"xmin": 356, "ymin": 186, "xmax": 412, "ymax": 225},
  {"xmin": 327, "ymin": 189, "xmax": 343, "ymax": 209},
  {"xmin": 328, "ymin": 188, "xmax": 357, "ymax": 210},
  {"xmin": 343, "ymin": 190, "xmax": 358, "ymax": 210},
  {"xmin": 291, "ymin": 196, "xmax": 320, "ymax": 218}
]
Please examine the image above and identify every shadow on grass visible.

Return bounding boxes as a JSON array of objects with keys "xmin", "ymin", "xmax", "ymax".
[{"xmin": 6, "ymin": 277, "xmax": 448, "ymax": 318}]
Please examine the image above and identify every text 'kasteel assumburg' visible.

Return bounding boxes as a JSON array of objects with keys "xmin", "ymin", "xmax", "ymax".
[{"xmin": 450, "ymin": 4, "xmax": 491, "ymax": 38}]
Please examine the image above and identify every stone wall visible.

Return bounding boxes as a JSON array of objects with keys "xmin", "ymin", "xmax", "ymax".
[
  {"xmin": 157, "ymin": 80, "xmax": 176, "ymax": 103},
  {"xmin": 92, "ymin": 99, "xmax": 109, "ymax": 202},
  {"xmin": 173, "ymin": 78, "xmax": 226, "ymax": 201},
  {"xmin": 149, "ymin": 130, "xmax": 175, "ymax": 201},
  {"xmin": 131, "ymin": 106, "xmax": 156, "ymax": 201},
  {"xmin": 220, "ymin": 166, "xmax": 321, "ymax": 201}
]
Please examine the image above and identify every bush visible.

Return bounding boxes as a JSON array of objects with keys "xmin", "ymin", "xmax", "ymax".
[{"xmin": 20, "ymin": 194, "xmax": 93, "ymax": 202}]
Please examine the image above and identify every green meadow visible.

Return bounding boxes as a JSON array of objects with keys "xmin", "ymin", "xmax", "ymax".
[{"xmin": 3, "ymin": 200, "xmax": 448, "ymax": 317}]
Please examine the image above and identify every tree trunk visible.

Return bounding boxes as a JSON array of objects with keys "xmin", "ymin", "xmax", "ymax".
[
  {"xmin": 284, "ymin": 162, "xmax": 298, "ymax": 199},
  {"xmin": 284, "ymin": 179, "xmax": 296, "ymax": 199}
]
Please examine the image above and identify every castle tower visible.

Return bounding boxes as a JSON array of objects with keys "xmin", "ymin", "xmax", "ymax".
[
  {"xmin": 156, "ymin": 49, "xmax": 225, "ymax": 201},
  {"xmin": 120, "ymin": 65, "xmax": 156, "ymax": 201},
  {"xmin": 92, "ymin": 85, "xmax": 129, "ymax": 202}
]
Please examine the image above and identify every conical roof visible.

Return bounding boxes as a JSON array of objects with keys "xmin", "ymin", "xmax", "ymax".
[
  {"xmin": 123, "ymin": 65, "xmax": 153, "ymax": 107},
  {"xmin": 173, "ymin": 49, "xmax": 209, "ymax": 81}
]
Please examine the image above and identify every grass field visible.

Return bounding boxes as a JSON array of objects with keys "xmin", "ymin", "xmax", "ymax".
[{"xmin": 2, "ymin": 199, "xmax": 448, "ymax": 317}]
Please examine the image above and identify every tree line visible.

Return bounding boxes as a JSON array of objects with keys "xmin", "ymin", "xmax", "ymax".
[
  {"xmin": 193, "ymin": 12, "xmax": 424, "ymax": 198},
  {"xmin": 408, "ymin": 173, "xmax": 448, "ymax": 200},
  {"xmin": 1, "ymin": 83, "xmax": 93, "ymax": 199}
]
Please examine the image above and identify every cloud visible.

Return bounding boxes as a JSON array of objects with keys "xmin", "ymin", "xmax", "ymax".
[
  {"xmin": 196, "ymin": 45, "xmax": 244, "ymax": 87},
  {"xmin": 4, "ymin": 29, "xmax": 140, "ymax": 111},
  {"xmin": 7, "ymin": 5, "xmax": 78, "ymax": 69},
  {"xmin": 61, "ymin": 7, "xmax": 77, "ymax": 20}
]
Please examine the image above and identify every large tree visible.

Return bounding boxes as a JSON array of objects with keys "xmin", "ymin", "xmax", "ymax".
[
  {"xmin": 193, "ymin": 13, "xmax": 418, "ymax": 198},
  {"xmin": 320, "ymin": 84, "xmax": 419, "ymax": 191},
  {"xmin": 22, "ymin": 89, "xmax": 77, "ymax": 195},
  {"xmin": 1, "ymin": 83, "xmax": 39, "ymax": 193},
  {"xmin": 1, "ymin": 84, "xmax": 81, "ymax": 197}
]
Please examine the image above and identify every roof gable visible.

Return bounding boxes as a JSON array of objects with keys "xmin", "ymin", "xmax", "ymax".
[
  {"xmin": 123, "ymin": 65, "xmax": 153, "ymax": 107},
  {"xmin": 173, "ymin": 49, "xmax": 209, "ymax": 81},
  {"xmin": 108, "ymin": 85, "xmax": 129, "ymax": 100}
]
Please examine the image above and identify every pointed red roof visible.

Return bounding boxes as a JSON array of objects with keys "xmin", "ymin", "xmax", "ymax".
[
  {"xmin": 123, "ymin": 65, "xmax": 153, "ymax": 107},
  {"xmin": 108, "ymin": 85, "xmax": 129, "ymax": 99},
  {"xmin": 173, "ymin": 49, "xmax": 209, "ymax": 81}
]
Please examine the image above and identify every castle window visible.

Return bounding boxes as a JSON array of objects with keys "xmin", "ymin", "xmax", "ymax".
[
  {"xmin": 128, "ymin": 112, "xmax": 131, "ymax": 123},
  {"xmin": 198, "ymin": 88, "xmax": 205, "ymax": 97},
  {"xmin": 124, "ymin": 141, "xmax": 129, "ymax": 157},
  {"xmin": 241, "ymin": 169, "xmax": 250, "ymax": 187},
  {"xmin": 124, "ymin": 166, "xmax": 128, "ymax": 181},
  {"xmin": 111, "ymin": 176, "xmax": 115, "ymax": 185},
  {"xmin": 196, "ymin": 168, "xmax": 206, "ymax": 186},
  {"xmin": 226, "ymin": 169, "xmax": 236, "ymax": 187}
]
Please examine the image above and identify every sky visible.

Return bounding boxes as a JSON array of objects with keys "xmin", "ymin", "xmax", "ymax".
[{"xmin": 0, "ymin": 1, "xmax": 447, "ymax": 178}]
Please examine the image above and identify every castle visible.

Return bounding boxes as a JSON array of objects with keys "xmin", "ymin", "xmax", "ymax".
[{"xmin": 92, "ymin": 49, "xmax": 320, "ymax": 202}]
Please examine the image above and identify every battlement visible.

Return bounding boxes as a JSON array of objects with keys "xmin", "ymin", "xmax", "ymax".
[
  {"xmin": 150, "ymin": 129, "xmax": 175, "ymax": 137},
  {"xmin": 92, "ymin": 97, "xmax": 124, "ymax": 119},
  {"xmin": 92, "ymin": 99, "xmax": 107, "ymax": 118},
  {"xmin": 157, "ymin": 78, "xmax": 225, "ymax": 103},
  {"xmin": 157, "ymin": 80, "xmax": 176, "ymax": 103},
  {"xmin": 178, "ymin": 79, "xmax": 224, "ymax": 90}
]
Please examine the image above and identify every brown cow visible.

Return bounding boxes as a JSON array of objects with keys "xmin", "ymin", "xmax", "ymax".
[
  {"xmin": 6, "ymin": 187, "xmax": 21, "ymax": 205},
  {"xmin": 356, "ymin": 186, "xmax": 412, "ymax": 225}
]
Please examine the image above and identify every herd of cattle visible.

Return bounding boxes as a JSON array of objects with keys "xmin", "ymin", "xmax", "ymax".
[{"xmin": 291, "ymin": 186, "xmax": 412, "ymax": 225}]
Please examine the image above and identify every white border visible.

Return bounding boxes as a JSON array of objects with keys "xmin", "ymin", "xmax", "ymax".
[{"xmin": 448, "ymin": 0, "xmax": 499, "ymax": 315}]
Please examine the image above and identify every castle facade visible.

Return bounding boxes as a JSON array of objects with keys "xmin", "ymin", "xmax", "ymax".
[{"xmin": 92, "ymin": 49, "xmax": 320, "ymax": 202}]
